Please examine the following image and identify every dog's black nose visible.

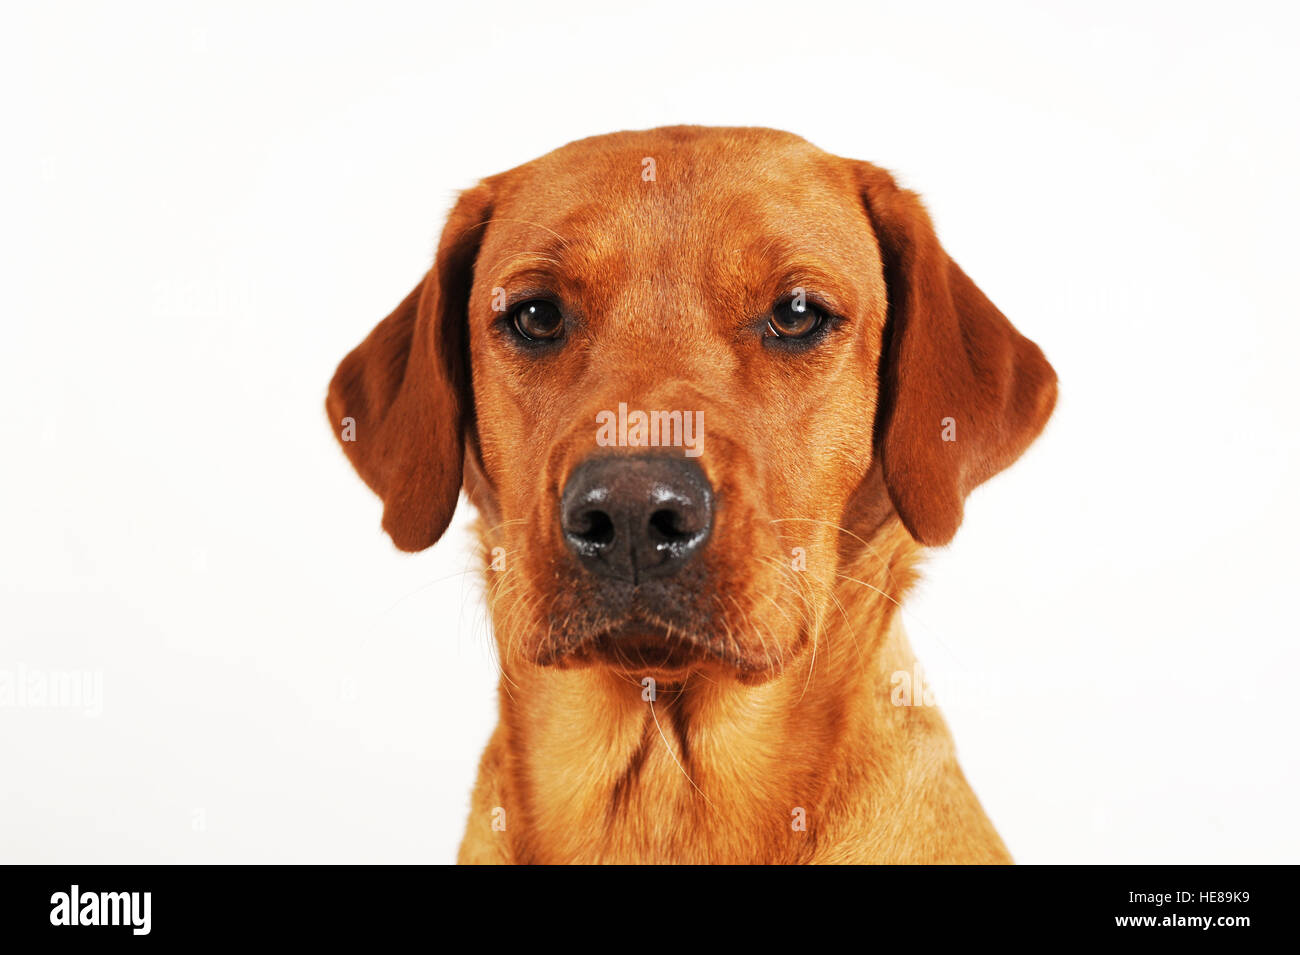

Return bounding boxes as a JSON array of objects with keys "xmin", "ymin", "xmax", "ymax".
[{"xmin": 561, "ymin": 455, "xmax": 713, "ymax": 583}]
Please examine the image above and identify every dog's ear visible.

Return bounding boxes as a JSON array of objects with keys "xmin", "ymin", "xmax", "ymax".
[
  {"xmin": 857, "ymin": 163, "xmax": 1057, "ymax": 546},
  {"xmin": 326, "ymin": 184, "xmax": 492, "ymax": 552}
]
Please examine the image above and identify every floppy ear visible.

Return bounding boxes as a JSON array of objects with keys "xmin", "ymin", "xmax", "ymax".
[
  {"xmin": 326, "ymin": 184, "xmax": 492, "ymax": 552},
  {"xmin": 858, "ymin": 163, "xmax": 1057, "ymax": 546}
]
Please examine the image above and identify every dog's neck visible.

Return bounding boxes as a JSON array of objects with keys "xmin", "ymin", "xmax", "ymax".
[{"xmin": 464, "ymin": 518, "xmax": 1006, "ymax": 864}]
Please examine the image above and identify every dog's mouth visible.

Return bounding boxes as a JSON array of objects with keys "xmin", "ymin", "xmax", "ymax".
[{"xmin": 539, "ymin": 618, "xmax": 756, "ymax": 677}]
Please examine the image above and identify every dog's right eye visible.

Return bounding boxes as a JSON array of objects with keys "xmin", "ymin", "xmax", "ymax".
[{"xmin": 510, "ymin": 300, "xmax": 565, "ymax": 343}]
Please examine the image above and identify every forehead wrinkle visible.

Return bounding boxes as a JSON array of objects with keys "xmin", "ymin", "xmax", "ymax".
[
  {"xmin": 486, "ymin": 249, "xmax": 565, "ymax": 279},
  {"xmin": 483, "ymin": 214, "xmax": 574, "ymax": 250},
  {"xmin": 484, "ymin": 229, "xmax": 612, "ymax": 301},
  {"xmin": 736, "ymin": 236, "xmax": 855, "ymax": 288}
]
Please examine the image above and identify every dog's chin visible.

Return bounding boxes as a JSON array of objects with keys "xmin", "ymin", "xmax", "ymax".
[{"xmin": 535, "ymin": 619, "xmax": 785, "ymax": 685}]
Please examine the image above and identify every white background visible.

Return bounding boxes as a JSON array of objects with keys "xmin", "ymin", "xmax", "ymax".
[{"xmin": 3, "ymin": 0, "xmax": 1297, "ymax": 864}]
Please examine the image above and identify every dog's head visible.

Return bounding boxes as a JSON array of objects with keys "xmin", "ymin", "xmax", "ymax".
[{"xmin": 327, "ymin": 126, "xmax": 1056, "ymax": 684}]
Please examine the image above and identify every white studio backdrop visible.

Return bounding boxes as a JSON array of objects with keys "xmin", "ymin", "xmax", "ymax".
[{"xmin": 3, "ymin": 0, "xmax": 1298, "ymax": 863}]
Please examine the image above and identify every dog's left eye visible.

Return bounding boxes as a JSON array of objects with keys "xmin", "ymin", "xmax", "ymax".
[
  {"xmin": 510, "ymin": 300, "xmax": 565, "ymax": 342},
  {"xmin": 767, "ymin": 297, "xmax": 828, "ymax": 340}
]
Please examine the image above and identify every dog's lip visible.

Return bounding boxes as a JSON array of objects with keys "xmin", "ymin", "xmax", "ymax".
[
  {"xmin": 590, "ymin": 622, "xmax": 704, "ymax": 670},
  {"xmin": 545, "ymin": 617, "xmax": 757, "ymax": 674},
  {"xmin": 537, "ymin": 618, "xmax": 701, "ymax": 669}
]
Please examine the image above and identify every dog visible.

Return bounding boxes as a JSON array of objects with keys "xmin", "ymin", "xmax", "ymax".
[{"xmin": 326, "ymin": 126, "xmax": 1057, "ymax": 864}]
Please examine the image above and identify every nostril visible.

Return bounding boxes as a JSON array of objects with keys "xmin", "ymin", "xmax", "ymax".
[
  {"xmin": 649, "ymin": 508, "xmax": 691, "ymax": 542},
  {"xmin": 571, "ymin": 509, "xmax": 615, "ymax": 547}
]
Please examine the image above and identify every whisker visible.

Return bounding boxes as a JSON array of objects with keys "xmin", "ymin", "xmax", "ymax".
[{"xmin": 649, "ymin": 698, "xmax": 715, "ymax": 811}]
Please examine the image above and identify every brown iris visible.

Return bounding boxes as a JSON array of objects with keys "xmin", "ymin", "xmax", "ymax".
[
  {"xmin": 511, "ymin": 300, "xmax": 564, "ymax": 341},
  {"xmin": 768, "ymin": 297, "xmax": 827, "ymax": 339}
]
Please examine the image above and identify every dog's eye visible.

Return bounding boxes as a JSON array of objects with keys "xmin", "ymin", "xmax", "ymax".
[
  {"xmin": 768, "ymin": 297, "xmax": 827, "ymax": 339},
  {"xmin": 511, "ymin": 300, "xmax": 565, "ymax": 342}
]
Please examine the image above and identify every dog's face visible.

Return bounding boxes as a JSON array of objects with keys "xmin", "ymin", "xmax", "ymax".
[
  {"xmin": 328, "ymin": 127, "xmax": 1056, "ymax": 684},
  {"xmin": 467, "ymin": 131, "xmax": 889, "ymax": 680}
]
